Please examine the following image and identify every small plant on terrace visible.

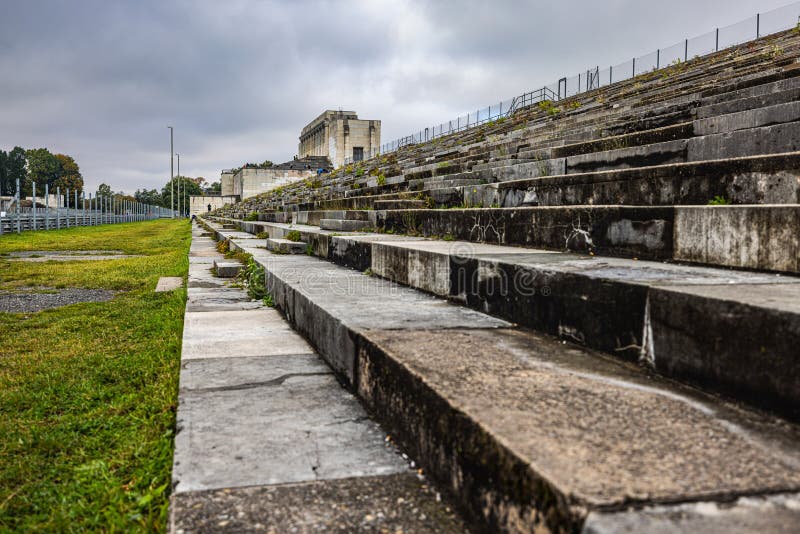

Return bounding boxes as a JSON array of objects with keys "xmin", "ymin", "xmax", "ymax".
[
  {"xmin": 376, "ymin": 174, "xmax": 387, "ymax": 187},
  {"xmin": 245, "ymin": 212, "xmax": 259, "ymax": 221},
  {"xmin": 537, "ymin": 100, "xmax": 561, "ymax": 116},
  {"xmin": 263, "ymin": 294, "xmax": 274, "ymax": 307},
  {"xmin": 256, "ymin": 231, "xmax": 269, "ymax": 239},
  {"xmin": 286, "ymin": 230, "xmax": 302, "ymax": 242},
  {"xmin": 708, "ymin": 195, "xmax": 731, "ymax": 206}
]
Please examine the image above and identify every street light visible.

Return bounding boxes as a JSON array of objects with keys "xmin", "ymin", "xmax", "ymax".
[
  {"xmin": 168, "ymin": 126, "xmax": 174, "ymax": 217},
  {"xmin": 176, "ymin": 153, "xmax": 180, "ymax": 217}
]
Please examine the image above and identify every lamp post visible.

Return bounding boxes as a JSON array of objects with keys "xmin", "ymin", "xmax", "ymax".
[
  {"xmin": 176, "ymin": 153, "xmax": 180, "ymax": 217},
  {"xmin": 168, "ymin": 126, "xmax": 174, "ymax": 217}
]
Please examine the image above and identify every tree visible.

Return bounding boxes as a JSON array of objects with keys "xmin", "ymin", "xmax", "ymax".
[
  {"xmin": 25, "ymin": 148, "xmax": 60, "ymax": 194},
  {"xmin": 0, "ymin": 150, "xmax": 6, "ymax": 196},
  {"xmin": 162, "ymin": 175, "xmax": 202, "ymax": 215},
  {"xmin": 134, "ymin": 188, "xmax": 163, "ymax": 207},
  {"xmin": 97, "ymin": 183, "xmax": 112, "ymax": 196},
  {"xmin": 206, "ymin": 181, "xmax": 221, "ymax": 194},
  {"xmin": 0, "ymin": 147, "xmax": 27, "ymax": 196}
]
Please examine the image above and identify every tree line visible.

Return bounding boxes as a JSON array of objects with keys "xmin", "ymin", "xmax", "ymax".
[
  {"xmin": 0, "ymin": 147, "xmax": 83, "ymax": 197},
  {"xmin": 1, "ymin": 145, "xmax": 222, "ymax": 212}
]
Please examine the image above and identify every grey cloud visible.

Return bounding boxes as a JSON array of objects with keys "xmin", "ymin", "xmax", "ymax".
[{"xmin": 0, "ymin": 0, "xmax": 791, "ymax": 192}]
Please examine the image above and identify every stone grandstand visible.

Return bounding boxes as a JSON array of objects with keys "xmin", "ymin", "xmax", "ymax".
[{"xmin": 201, "ymin": 27, "xmax": 800, "ymax": 533}]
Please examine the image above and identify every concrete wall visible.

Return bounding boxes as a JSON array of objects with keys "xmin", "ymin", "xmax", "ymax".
[
  {"xmin": 190, "ymin": 195, "xmax": 239, "ymax": 216},
  {"xmin": 233, "ymin": 168, "xmax": 316, "ymax": 200},
  {"xmin": 220, "ymin": 171, "xmax": 235, "ymax": 197}
]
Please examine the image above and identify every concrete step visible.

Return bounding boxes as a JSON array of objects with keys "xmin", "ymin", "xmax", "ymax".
[
  {"xmin": 266, "ymin": 237, "xmax": 307, "ymax": 254},
  {"xmin": 222, "ymin": 218, "xmax": 800, "ymax": 420},
  {"xmin": 373, "ymin": 199, "xmax": 428, "ymax": 210},
  {"xmin": 295, "ymin": 209, "xmax": 370, "ymax": 226},
  {"xmin": 209, "ymin": 221, "xmax": 800, "ymax": 533},
  {"xmin": 460, "ymin": 152, "xmax": 800, "ymax": 208},
  {"xmin": 319, "ymin": 218, "xmax": 371, "ymax": 232},
  {"xmin": 212, "ymin": 260, "xmax": 242, "ymax": 278},
  {"xmin": 172, "ymin": 225, "xmax": 466, "ymax": 532}
]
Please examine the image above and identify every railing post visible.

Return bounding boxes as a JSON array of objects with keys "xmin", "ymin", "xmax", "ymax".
[
  {"xmin": 57, "ymin": 187, "xmax": 60, "ymax": 230},
  {"xmin": 632, "ymin": 57, "xmax": 636, "ymax": 77},
  {"xmin": 32, "ymin": 182, "xmax": 36, "ymax": 231},
  {"xmin": 716, "ymin": 28, "xmax": 719, "ymax": 51},
  {"xmin": 610, "ymin": 65, "xmax": 613, "ymax": 84},
  {"xmin": 657, "ymin": 49, "xmax": 660, "ymax": 69},
  {"xmin": 16, "ymin": 177, "xmax": 21, "ymax": 234},
  {"xmin": 74, "ymin": 189, "xmax": 78, "ymax": 227},
  {"xmin": 65, "ymin": 188, "xmax": 70, "ymax": 228},
  {"xmin": 756, "ymin": 13, "xmax": 760, "ymax": 38},
  {"xmin": 684, "ymin": 39, "xmax": 688, "ymax": 61},
  {"xmin": 45, "ymin": 184, "xmax": 49, "ymax": 230}
]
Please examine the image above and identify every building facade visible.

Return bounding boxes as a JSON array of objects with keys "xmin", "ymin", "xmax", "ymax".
[
  {"xmin": 218, "ymin": 156, "xmax": 331, "ymax": 201},
  {"xmin": 298, "ymin": 110, "xmax": 380, "ymax": 169},
  {"xmin": 189, "ymin": 195, "xmax": 240, "ymax": 217}
]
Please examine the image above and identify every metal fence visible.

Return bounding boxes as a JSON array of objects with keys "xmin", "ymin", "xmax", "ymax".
[
  {"xmin": 378, "ymin": 1, "xmax": 800, "ymax": 156},
  {"xmin": 1, "ymin": 181, "xmax": 173, "ymax": 235}
]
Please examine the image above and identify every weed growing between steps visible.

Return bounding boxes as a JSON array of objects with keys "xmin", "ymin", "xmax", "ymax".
[{"xmin": 0, "ymin": 220, "xmax": 190, "ymax": 532}]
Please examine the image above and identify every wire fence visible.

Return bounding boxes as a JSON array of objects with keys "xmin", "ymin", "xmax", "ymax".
[
  {"xmin": 378, "ymin": 1, "xmax": 800, "ymax": 156},
  {"xmin": 1, "ymin": 184, "xmax": 173, "ymax": 235}
]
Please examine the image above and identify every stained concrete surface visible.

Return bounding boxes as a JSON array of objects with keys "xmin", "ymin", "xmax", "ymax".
[{"xmin": 171, "ymin": 224, "xmax": 460, "ymax": 531}]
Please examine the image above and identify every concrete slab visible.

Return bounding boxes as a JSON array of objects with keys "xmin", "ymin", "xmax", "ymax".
[
  {"xmin": 172, "ymin": 371, "xmax": 407, "ymax": 493},
  {"xmin": 212, "ymin": 260, "xmax": 242, "ymax": 278},
  {"xmin": 181, "ymin": 309, "xmax": 314, "ymax": 360},
  {"xmin": 155, "ymin": 276, "xmax": 183, "ymax": 292},
  {"xmin": 266, "ymin": 238, "xmax": 307, "ymax": 254}
]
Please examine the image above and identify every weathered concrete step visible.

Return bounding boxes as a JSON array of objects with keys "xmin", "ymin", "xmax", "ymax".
[
  {"xmin": 319, "ymin": 218, "xmax": 371, "ymax": 232},
  {"xmin": 209, "ymin": 223, "xmax": 800, "ymax": 533},
  {"xmin": 224, "ymin": 219, "xmax": 800, "ymax": 419},
  {"xmin": 461, "ymin": 152, "xmax": 800, "ymax": 208},
  {"xmin": 266, "ymin": 237, "xmax": 307, "ymax": 254},
  {"xmin": 172, "ymin": 225, "xmax": 465, "ymax": 532},
  {"xmin": 295, "ymin": 209, "xmax": 370, "ymax": 226},
  {"xmin": 212, "ymin": 260, "xmax": 241, "ymax": 278},
  {"xmin": 172, "ymin": 473, "xmax": 466, "ymax": 532},
  {"xmin": 373, "ymin": 199, "xmax": 427, "ymax": 210}
]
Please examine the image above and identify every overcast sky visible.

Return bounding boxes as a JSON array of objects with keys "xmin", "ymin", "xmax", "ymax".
[{"xmin": 0, "ymin": 0, "xmax": 795, "ymax": 192}]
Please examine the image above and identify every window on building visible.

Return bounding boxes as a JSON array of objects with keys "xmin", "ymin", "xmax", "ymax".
[{"xmin": 353, "ymin": 147, "xmax": 364, "ymax": 162}]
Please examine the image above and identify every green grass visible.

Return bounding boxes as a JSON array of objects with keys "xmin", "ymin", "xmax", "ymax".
[{"xmin": 0, "ymin": 219, "xmax": 191, "ymax": 532}]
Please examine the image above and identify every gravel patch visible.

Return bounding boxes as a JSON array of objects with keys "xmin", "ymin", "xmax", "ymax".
[
  {"xmin": 3, "ymin": 250, "xmax": 141, "ymax": 262},
  {"xmin": 0, "ymin": 287, "xmax": 118, "ymax": 313}
]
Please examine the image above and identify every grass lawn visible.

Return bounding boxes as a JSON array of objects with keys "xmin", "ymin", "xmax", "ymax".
[{"xmin": 0, "ymin": 219, "xmax": 191, "ymax": 532}]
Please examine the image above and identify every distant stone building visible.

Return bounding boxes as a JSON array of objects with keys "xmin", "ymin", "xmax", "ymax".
[
  {"xmin": 298, "ymin": 110, "xmax": 381, "ymax": 169},
  {"xmin": 219, "ymin": 156, "xmax": 331, "ymax": 201},
  {"xmin": 189, "ymin": 194, "xmax": 239, "ymax": 217}
]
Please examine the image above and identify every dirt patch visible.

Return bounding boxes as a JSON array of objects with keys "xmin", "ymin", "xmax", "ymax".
[
  {"xmin": 3, "ymin": 250, "xmax": 141, "ymax": 262},
  {"xmin": 0, "ymin": 287, "xmax": 118, "ymax": 313}
]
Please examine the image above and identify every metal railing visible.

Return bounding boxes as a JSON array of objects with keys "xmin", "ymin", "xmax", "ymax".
[
  {"xmin": 1, "ymin": 184, "xmax": 174, "ymax": 235},
  {"xmin": 378, "ymin": 1, "xmax": 800, "ymax": 157}
]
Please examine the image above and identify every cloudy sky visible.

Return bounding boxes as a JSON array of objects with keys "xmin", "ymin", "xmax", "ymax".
[{"xmin": 0, "ymin": 0, "xmax": 794, "ymax": 193}]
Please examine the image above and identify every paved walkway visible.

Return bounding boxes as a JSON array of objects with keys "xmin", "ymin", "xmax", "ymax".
[{"xmin": 169, "ymin": 224, "xmax": 465, "ymax": 532}]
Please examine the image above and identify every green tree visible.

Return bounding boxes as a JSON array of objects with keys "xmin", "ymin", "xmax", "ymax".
[
  {"xmin": 206, "ymin": 181, "xmax": 221, "ymax": 194},
  {"xmin": 162, "ymin": 176, "xmax": 202, "ymax": 215},
  {"xmin": 97, "ymin": 183, "xmax": 112, "ymax": 196},
  {"xmin": 51, "ymin": 154, "xmax": 84, "ymax": 205},
  {"xmin": 0, "ymin": 150, "xmax": 7, "ymax": 196},
  {"xmin": 134, "ymin": 188, "xmax": 163, "ymax": 206},
  {"xmin": 1, "ymin": 147, "xmax": 27, "ymax": 196},
  {"xmin": 25, "ymin": 148, "xmax": 60, "ymax": 194}
]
